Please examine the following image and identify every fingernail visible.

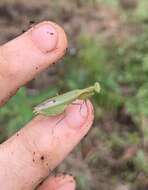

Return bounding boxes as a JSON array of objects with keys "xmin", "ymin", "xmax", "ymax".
[
  {"xmin": 57, "ymin": 181, "xmax": 75, "ymax": 190},
  {"xmin": 31, "ymin": 22, "xmax": 58, "ymax": 53},
  {"xmin": 65, "ymin": 100, "xmax": 88, "ymax": 129}
]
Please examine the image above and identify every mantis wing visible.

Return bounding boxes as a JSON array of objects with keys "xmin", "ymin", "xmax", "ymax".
[{"xmin": 34, "ymin": 103, "xmax": 68, "ymax": 116}]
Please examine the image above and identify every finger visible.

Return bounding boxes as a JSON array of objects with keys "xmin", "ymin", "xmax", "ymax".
[
  {"xmin": 0, "ymin": 21, "xmax": 67, "ymax": 106},
  {"xmin": 0, "ymin": 100, "xmax": 93, "ymax": 190},
  {"xmin": 37, "ymin": 175, "xmax": 76, "ymax": 190}
]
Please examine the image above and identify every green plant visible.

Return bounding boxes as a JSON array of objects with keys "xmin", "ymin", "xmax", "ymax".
[
  {"xmin": 0, "ymin": 86, "xmax": 58, "ymax": 142},
  {"xmin": 64, "ymin": 35, "xmax": 122, "ymax": 114}
]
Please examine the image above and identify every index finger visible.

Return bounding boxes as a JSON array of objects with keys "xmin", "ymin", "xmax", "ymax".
[{"xmin": 0, "ymin": 21, "xmax": 67, "ymax": 106}]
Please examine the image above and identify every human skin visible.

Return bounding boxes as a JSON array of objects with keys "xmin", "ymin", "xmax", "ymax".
[{"xmin": 0, "ymin": 21, "xmax": 94, "ymax": 190}]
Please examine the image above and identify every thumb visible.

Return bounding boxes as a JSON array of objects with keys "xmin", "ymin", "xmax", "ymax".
[
  {"xmin": 0, "ymin": 100, "xmax": 93, "ymax": 189},
  {"xmin": 0, "ymin": 21, "xmax": 67, "ymax": 106}
]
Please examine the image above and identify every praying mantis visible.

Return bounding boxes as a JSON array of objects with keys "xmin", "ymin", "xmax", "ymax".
[{"xmin": 33, "ymin": 82, "xmax": 100, "ymax": 116}]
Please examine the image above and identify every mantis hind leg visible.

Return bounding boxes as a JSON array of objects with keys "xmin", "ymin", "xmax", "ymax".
[
  {"xmin": 51, "ymin": 112, "xmax": 66, "ymax": 134},
  {"xmin": 71, "ymin": 100, "xmax": 88, "ymax": 118},
  {"xmin": 55, "ymin": 100, "xmax": 86, "ymax": 126},
  {"xmin": 54, "ymin": 101, "xmax": 88, "ymax": 129},
  {"xmin": 55, "ymin": 111, "xmax": 66, "ymax": 126}
]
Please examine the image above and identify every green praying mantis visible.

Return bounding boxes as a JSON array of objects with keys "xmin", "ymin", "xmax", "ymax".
[{"xmin": 33, "ymin": 82, "xmax": 100, "ymax": 117}]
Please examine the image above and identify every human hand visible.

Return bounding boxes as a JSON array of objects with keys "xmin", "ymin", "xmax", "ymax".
[{"xmin": 0, "ymin": 21, "xmax": 94, "ymax": 190}]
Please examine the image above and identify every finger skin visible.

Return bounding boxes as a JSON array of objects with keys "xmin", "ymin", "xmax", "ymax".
[
  {"xmin": 0, "ymin": 100, "xmax": 94, "ymax": 190},
  {"xmin": 37, "ymin": 175, "xmax": 76, "ymax": 190},
  {"xmin": 0, "ymin": 21, "xmax": 67, "ymax": 106}
]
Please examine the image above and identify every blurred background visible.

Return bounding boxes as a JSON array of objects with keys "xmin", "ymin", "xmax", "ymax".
[{"xmin": 0, "ymin": 0, "xmax": 148, "ymax": 189}]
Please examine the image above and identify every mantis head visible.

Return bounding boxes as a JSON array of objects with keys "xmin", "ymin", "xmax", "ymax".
[{"xmin": 94, "ymin": 82, "xmax": 101, "ymax": 93}]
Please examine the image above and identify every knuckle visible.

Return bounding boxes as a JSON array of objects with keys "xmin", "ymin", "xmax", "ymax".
[
  {"xmin": 0, "ymin": 47, "xmax": 19, "ymax": 80},
  {"xmin": 21, "ymin": 130, "xmax": 52, "ymax": 169}
]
